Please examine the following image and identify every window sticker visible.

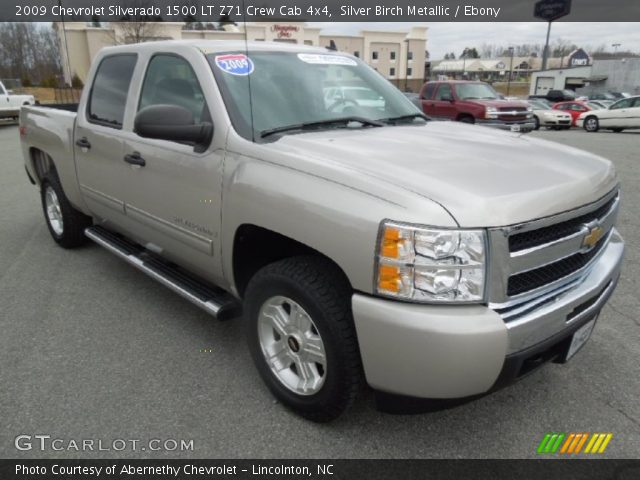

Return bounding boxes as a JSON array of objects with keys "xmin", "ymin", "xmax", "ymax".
[
  {"xmin": 297, "ymin": 54, "xmax": 357, "ymax": 66},
  {"xmin": 214, "ymin": 54, "xmax": 254, "ymax": 76}
]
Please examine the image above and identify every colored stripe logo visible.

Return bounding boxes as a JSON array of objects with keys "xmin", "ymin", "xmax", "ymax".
[{"xmin": 537, "ymin": 433, "xmax": 613, "ymax": 454}]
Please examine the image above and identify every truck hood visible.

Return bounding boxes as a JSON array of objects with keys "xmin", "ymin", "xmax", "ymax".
[{"xmin": 273, "ymin": 122, "xmax": 617, "ymax": 227}]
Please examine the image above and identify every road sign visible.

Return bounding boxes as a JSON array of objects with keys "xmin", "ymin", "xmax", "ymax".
[{"xmin": 534, "ymin": 0, "xmax": 572, "ymax": 21}]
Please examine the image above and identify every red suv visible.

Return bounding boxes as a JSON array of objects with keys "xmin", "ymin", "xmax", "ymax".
[{"xmin": 419, "ymin": 81, "xmax": 535, "ymax": 132}]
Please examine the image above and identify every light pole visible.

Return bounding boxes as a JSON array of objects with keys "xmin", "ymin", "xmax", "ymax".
[
  {"xmin": 612, "ymin": 43, "xmax": 621, "ymax": 56},
  {"xmin": 507, "ymin": 47, "xmax": 514, "ymax": 96}
]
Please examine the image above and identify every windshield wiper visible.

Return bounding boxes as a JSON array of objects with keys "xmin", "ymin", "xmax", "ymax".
[
  {"xmin": 380, "ymin": 113, "xmax": 430, "ymax": 125},
  {"xmin": 260, "ymin": 117, "xmax": 384, "ymax": 138}
]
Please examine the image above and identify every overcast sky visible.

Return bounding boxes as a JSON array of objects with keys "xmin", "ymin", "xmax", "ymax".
[{"xmin": 313, "ymin": 22, "xmax": 640, "ymax": 59}]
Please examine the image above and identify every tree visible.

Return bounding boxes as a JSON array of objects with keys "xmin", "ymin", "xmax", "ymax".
[
  {"xmin": 0, "ymin": 23, "xmax": 62, "ymax": 85},
  {"xmin": 107, "ymin": 0, "xmax": 164, "ymax": 44},
  {"xmin": 448, "ymin": 52, "xmax": 456, "ymax": 59},
  {"xmin": 461, "ymin": 47, "xmax": 479, "ymax": 59}
]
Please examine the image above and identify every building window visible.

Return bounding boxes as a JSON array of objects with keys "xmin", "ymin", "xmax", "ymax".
[
  {"xmin": 407, "ymin": 67, "xmax": 412, "ymax": 77},
  {"xmin": 408, "ymin": 51, "xmax": 413, "ymax": 60},
  {"xmin": 390, "ymin": 67, "xmax": 396, "ymax": 77},
  {"xmin": 372, "ymin": 51, "xmax": 378, "ymax": 60},
  {"xmin": 390, "ymin": 51, "xmax": 396, "ymax": 60},
  {"xmin": 354, "ymin": 51, "xmax": 360, "ymax": 58}
]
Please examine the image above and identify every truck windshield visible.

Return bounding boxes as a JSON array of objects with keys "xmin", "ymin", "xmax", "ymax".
[
  {"xmin": 454, "ymin": 83, "xmax": 499, "ymax": 100},
  {"xmin": 207, "ymin": 51, "xmax": 421, "ymax": 141}
]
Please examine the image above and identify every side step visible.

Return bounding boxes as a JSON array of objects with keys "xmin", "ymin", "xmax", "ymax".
[{"xmin": 85, "ymin": 225, "xmax": 241, "ymax": 320}]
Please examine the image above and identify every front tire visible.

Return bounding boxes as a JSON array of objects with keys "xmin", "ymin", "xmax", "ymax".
[
  {"xmin": 584, "ymin": 116, "xmax": 599, "ymax": 132},
  {"xmin": 244, "ymin": 256, "xmax": 362, "ymax": 422},
  {"xmin": 40, "ymin": 171, "xmax": 92, "ymax": 248},
  {"xmin": 458, "ymin": 115, "xmax": 475, "ymax": 124},
  {"xmin": 533, "ymin": 116, "xmax": 540, "ymax": 130}
]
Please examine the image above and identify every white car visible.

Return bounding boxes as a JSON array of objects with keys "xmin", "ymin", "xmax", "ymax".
[
  {"xmin": 324, "ymin": 86, "xmax": 385, "ymax": 111},
  {"xmin": 0, "ymin": 81, "xmax": 35, "ymax": 120},
  {"xmin": 527, "ymin": 99, "xmax": 572, "ymax": 130},
  {"xmin": 578, "ymin": 95, "xmax": 640, "ymax": 132}
]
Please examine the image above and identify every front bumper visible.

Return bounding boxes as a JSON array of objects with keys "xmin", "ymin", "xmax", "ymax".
[
  {"xmin": 352, "ymin": 229, "xmax": 624, "ymax": 399},
  {"xmin": 475, "ymin": 119, "xmax": 536, "ymax": 132},
  {"xmin": 541, "ymin": 116, "xmax": 572, "ymax": 127}
]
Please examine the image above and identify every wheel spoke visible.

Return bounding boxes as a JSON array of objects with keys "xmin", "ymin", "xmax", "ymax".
[
  {"xmin": 267, "ymin": 341, "xmax": 292, "ymax": 372},
  {"xmin": 301, "ymin": 336, "xmax": 326, "ymax": 365},
  {"xmin": 294, "ymin": 358, "xmax": 317, "ymax": 392},
  {"xmin": 262, "ymin": 304, "xmax": 289, "ymax": 337},
  {"xmin": 290, "ymin": 302, "xmax": 311, "ymax": 332}
]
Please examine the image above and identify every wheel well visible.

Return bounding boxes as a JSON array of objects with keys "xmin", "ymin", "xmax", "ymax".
[
  {"xmin": 29, "ymin": 148, "xmax": 55, "ymax": 183},
  {"xmin": 232, "ymin": 224, "xmax": 350, "ymax": 298},
  {"xmin": 456, "ymin": 113, "xmax": 475, "ymax": 122}
]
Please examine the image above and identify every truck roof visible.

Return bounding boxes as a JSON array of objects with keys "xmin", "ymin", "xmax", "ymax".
[{"xmin": 99, "ymin": 39, "xmax": 334, "ymax": 55}]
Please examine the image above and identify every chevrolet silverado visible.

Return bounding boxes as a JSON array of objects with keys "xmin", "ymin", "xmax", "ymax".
[{"xmin": 20, "ymin": 41, "xmax": 624, "ymax": 421}]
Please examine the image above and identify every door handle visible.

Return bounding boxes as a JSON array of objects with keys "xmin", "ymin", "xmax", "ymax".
[
  {"xmin": 124, "ymin": 152, "xmax": 146, "ymax": 167},
  {"xmin": 75, "ymin": 137, "xmax": 91, "ymax": 149}
]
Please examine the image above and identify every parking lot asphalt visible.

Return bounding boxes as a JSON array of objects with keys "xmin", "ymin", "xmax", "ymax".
[{"xmin": 0, "ymin": 121, "xmax": 638, "ymax": 459}]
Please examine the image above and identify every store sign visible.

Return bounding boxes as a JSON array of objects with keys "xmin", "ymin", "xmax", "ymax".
[
  {"xmin": 271, "ymin": 25, "xmax": 299, "ymax": 39},
  {"xmin": 568, "ymin": 48, "xmax": 591, "ymax": 67}
]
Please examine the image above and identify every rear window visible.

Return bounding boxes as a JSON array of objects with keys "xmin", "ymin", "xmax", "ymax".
[{"xmin": 88, "ymin": 54, "xmax": 137, "ymax": 128}]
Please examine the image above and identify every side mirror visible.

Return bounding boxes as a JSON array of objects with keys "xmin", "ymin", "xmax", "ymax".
[
  {"xmin": 134, "ymin": 104, "xmax": 212, "ymax": 150},
  {"xmin": 7, "ymin": 89, "xmax": 14, "ymax": 94}
]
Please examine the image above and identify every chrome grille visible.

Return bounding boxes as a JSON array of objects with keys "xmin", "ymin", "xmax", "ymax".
[
  {"xmin": 507, "ymin": 234, "xmax": 609, "ymax": 296},
  {"xmin": 509, "ymin": 195, "xmax": 617, "ymax": 252},
  {"xmin": 488, "ymin": 188, "xmax": 620, "ymax": 310}
]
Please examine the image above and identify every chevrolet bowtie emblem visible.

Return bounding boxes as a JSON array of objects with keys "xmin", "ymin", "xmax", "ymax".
[{"xmin": 583, "ymin": 225, "xmax": 604, "ymax": 250}]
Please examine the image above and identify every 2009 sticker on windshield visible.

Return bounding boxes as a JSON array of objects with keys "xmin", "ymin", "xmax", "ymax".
[{"xmin": 215, "ymin": 54, "xmax": 254, "ymax": 76}]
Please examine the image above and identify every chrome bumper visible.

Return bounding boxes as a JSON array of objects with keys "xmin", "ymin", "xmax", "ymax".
[
  {"xmin": 352, "ymin": 229, "xmax": 624, "ymax": 399},
  {"xmin": 502, "ymin": 228, "xmax": 623, "ymax": 353}
]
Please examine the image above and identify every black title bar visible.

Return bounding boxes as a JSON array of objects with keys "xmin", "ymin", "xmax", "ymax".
[
  {"xmin": 2, "ymin": 0, "xmax": 640, "ymax": 22},
  {"xmin": 2, "ymin": 459, "xmax": 640, "ymax": 480}
]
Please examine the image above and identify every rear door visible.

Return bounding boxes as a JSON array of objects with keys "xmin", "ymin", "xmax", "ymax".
[
  {"xmin": 119, "ymin": 52, "xmax": 224, "ymax": 282},
  {"xmin": 75, "ymin": 54, "xmax": 138, "ymax": 225}
]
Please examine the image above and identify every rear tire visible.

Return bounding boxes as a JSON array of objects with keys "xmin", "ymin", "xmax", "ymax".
[
  {"xmin": 40, "ymin": 170, "xmax": 92, "ymax": 248},
  {"xmin": 244, "ymin": 256, "xmax": 362, "ymax": 422},
  {"xmin": 533, "ymin": 116, "xmax": 540, "ymax": 130}
]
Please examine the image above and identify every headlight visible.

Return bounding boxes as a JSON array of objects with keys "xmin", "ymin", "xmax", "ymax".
[
  {"xmin": 375, "ymin": 221, "xmax": 487, "ymax": 303},
  {"xmin": 485, "ymin": 106, "xmax": 498, "ymax": 119}
]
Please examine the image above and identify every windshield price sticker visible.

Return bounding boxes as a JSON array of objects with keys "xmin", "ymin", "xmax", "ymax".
[
  {"xmin": 297, "ymin": 54, "xmax": 357, "ymax": 66},
  {"xmin": 215, "ymin": 54, "xmax": 254, "ymax": 76}
]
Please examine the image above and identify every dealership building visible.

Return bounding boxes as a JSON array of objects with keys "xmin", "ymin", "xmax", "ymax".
[{"xmin": 56, "ymin": 22, "xmax": 428, "ymax": 88}]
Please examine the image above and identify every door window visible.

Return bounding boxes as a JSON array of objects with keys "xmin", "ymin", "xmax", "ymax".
[
  {"xmin": 87, "ymin": 54, "xmax": 137, "ymax": 129},
  {"xmin": 435, "ymin": 84, "xmax": 452, "ymax": 101},
  {"xmin": 610, "ymin": 98, "xmax": 633, "ymax": 110},
  {"xmin": 138, "ymin": 54, "xmax": 209, "ymax": 124}
]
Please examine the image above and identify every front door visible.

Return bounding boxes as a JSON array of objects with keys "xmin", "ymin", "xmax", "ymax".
[
  {"xmin": 74, "ymin": 54, "xmax": 138, "ymax": 225},
  {"xmin": 120, "ymin": 53, "xmax": 224, "ymax": 282},
  {"xmin": 431, "ymin": 84, "xmax": 457, "ymax": 120}
]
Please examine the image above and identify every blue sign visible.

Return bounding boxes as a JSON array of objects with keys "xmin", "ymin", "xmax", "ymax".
[{"xmin": 215, "ymin": 54, "xmax": 254, "ymax": 76}]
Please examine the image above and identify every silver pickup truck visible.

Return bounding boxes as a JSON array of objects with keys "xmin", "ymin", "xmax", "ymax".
[{"xmin": 20, "ymin": 41, "xmax": 624, "ymax": 421}]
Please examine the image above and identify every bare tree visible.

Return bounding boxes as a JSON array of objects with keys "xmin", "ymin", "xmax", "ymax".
[{"xmin": 106, "ymin": 0, "xmax": 165, "ymax": 44}]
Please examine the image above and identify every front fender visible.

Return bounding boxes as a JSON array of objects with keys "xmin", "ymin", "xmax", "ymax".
[{"xmin": 221, "ymin": 151, "xmax": 456, "ymax": 294}]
